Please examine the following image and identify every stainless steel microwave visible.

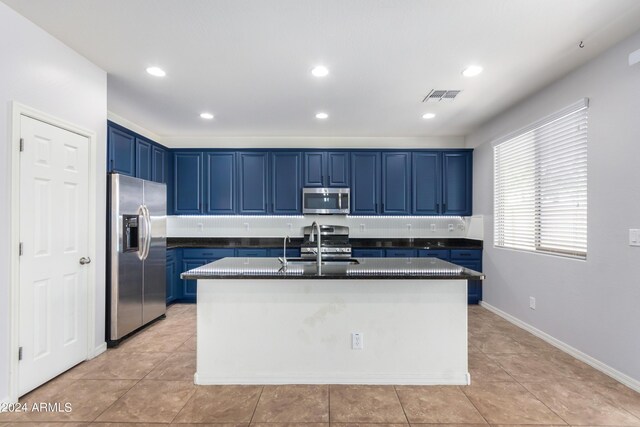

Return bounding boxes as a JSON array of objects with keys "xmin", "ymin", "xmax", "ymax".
[{"xmin": 302, "ymin": 188, "xmax": 350, "ymax": 214}]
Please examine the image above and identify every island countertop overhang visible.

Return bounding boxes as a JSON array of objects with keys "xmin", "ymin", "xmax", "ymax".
[{"xmin": 181, "ymin": 257, "xmax": 485, "ymax": 280}]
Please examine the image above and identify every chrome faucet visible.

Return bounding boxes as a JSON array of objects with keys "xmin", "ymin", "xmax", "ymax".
[
  {"xmin": 279, "ymin": 235, "xmax": 291, "ymax": 268},
  {"xmin": 309, "ymin": 221, "xmax": 322, "ymax": 274}
]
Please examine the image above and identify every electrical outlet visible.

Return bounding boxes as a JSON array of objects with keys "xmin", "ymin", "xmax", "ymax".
[
  {"xmin": 448, "ymin": 224, "xmax": 454, "ymax": 232},
  {"xmin": 629, "ymin": 229, "xmax": 640, "ymax": 246},
  {"xmin": 197, "ymin": 223, "xmax": 203, "ymax": 232},
  {"xmin": 529, "ymin": 297, "xmax": 536, "ymax": 310},
  {"xmin": 352, "ymin": 332, "xmax": 363, "ymax": 350},
  {"xmin": 359, "ymin": 224, "xmax": 365, "ymax": 232},
  {"xmin": 430, "ymin": 224, "xmax": 436, "ymax": 232}
]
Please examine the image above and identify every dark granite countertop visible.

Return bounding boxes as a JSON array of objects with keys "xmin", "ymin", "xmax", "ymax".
[
  {"xmin": 180, "ymin": 257, "xmax": 485, "ymax": 280},
  {"xmin": 168, "ymin": 237, "xmax": 482, "ymax": 250}
]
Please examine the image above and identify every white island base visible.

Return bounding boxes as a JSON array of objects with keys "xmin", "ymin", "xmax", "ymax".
[{"xmin": 195, "ymin": 278, "xmax": 469, "ymax": 385}]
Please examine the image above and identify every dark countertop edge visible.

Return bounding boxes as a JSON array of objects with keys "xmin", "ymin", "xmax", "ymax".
[
  {"xmin": 168, "ymin": 237, "xmax": 483, "ymax": 250},
  {"xmin": 181, "ymin": 273, "xmax": 485, "ymax": 280}
]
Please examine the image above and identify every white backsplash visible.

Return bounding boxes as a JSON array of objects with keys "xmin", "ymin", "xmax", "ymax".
[{"xmin": 168, "ymin": 215, "xmax": 484, "ymax": 240}]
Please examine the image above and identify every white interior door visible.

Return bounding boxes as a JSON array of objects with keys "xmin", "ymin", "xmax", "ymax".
[{"xmin": 18, "ymin": 115, "xmax": 90, "ymax": 396}]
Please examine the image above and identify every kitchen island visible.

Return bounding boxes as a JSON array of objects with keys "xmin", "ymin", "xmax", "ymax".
[{"xmin": 182, "ymin": 257, "xmax": 484, "ymax": 385}]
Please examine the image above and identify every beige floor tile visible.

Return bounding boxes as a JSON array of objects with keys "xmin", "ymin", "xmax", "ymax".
[
  {"xmin": 96, "ymin": 379, "xmax": 196, "ymax": 423},
  {"xmin": 469, "ymin": 352, "xmax": 514, "ymax": 383},
  {"xmin": 461, "ymin": 381, "xmax": 566, "ymax": 425},
  {"xmin": 90, "ymin": 423, "xmax": 168, "ymax": 426},
  {"xmin": 145, "ymin": 352, "xmax": 196, "ymax": 381},
  {"xmin": 251, "ymin": 424, "xmax": 328, "ymax": 427},
  {"xmin": 470, "ymin": 332, "xmax": 538, "ymax": 354},
  {"xmin": 176, "ymin": 336, "xmax": 197, "ymax": 353},
  {"xmin": 523, "ymin": 381, "xmax": 640, "ymax": 426},
  {"xmin": 78, "ymin": 351, "xmax": 169, "ymax": 380},
  {"xmin": 173, "ymin": 385, "xmax": 262, "ymax": 423},
  {"xmin": 2, "ymin": 423, "xmax": 91, "ymax": 426},
  {"xmin": 396, "ymin": 385, "xmax": 486, "ymax": 424},
  {"xmin": 588, "ymin": 381, "xmax": 640, "ymax": 419},
  {"xmin": 172, "ymin": 424, "xmax": 248, "ymax": 427},
  {"xmin": 329, "ymin": 385, "xmax": 407, "ymax": 424},
  {"xmin": 14, "ymin": 379, "xmax": 135, "ymax": 423},
  {"xmin": 252, "ymin": 385, "xmax": 328, "ymax": 423},
  {"xmin": 117, "ymin": 331, "xmax": 190, "ymax": 353},
  {"xmin": 487, "ymin": 352, "xmax": 578, "ymax": 383},
  {"xmin": 330, "ymin": 424, "xmax": 407, "ymax": 427}
]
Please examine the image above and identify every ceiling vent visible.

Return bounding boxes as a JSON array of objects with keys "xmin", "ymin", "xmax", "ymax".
[{"xmin": 422, "ymin": 89, "xmax": 461, "ymax": 102}]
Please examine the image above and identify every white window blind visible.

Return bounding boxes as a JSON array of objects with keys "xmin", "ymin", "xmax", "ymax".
[{"xmin": 494, "ymin": 99, "xmax": 588, "ymax": 259}]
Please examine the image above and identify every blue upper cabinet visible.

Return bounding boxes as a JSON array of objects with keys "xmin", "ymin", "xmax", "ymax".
[
  {"xmin": 205, "ymin": 152, "xmax": 236, "ymax": 214},
  {"xmin": 152, "ymin": 146, "xmax": 166, "ymax": 184},
  {"xmin": 327, "ymin": 152, "xmax": 350, "ymax": 187},
  {"xmin": 135, "ymin": 138, "xmax": 152, "ymax": 181},
  {"xmin": 108, "ymin": 126, "xmax": 135, "ymax": 176},
  {"xmin": 303, "ymin": 152, "xmax": 324, "ymax": 187},
  {"xmin": 174, "ymin": 151, "xmax": 203, "ymax": 214},
  {"xmin": 271, "ymin": 152, "xmax": 302, "ymax": 214},
  {"xmin": 303, "ymin": 152, "xmax": 350, "ymax": 187},
  {"xmin": 412, "ymin": 152, "xmax": 441, "ymax": 215},
  {"xmin": 238, "ymin": 152, "xmax": 269, "ymax": 214},
  {"xmin": 381, "ymin": 152, "xmax": 411, "ymax": 214},
  {"xmin": 351, "ymin": 152, "xmax": 380, "ymax": 214},
  {"xmin": 442, "ymin": 151, "xmax": 472, "ymax": 216}
]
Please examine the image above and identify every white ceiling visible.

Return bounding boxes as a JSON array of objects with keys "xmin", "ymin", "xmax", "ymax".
[{"xmin": 4, "ymin": 0, "xmax": 640, "ymax": 140}]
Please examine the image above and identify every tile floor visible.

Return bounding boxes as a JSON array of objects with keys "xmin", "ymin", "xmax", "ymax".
[{"xmin": 1, "ymin": 303, "xmax": 639, "ymax": 426}]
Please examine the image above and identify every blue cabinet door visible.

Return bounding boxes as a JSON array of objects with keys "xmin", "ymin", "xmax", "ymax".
[
  {"xmin": 173, "ymin": 152, "xmax": 203, "ymax": 214},
  {"xmin": 181, "ymin": 259, "xmax": 205, "ymax": 302},
  {"xmin": 412, "ymin": 152, "xmax": 441, "ymax": 215},
  {"xmin": 418, "ymin": 249, "xmax": 450, "ymax": 261},
  {"xmin": 386, "ymin": 248, "xmax": 417, "ymax": 258},
  {"xmin": 238, "ymin": 152, "xmax": 269, "ymax": 214},
  {"xmin": 327, "ymin": 152, "xmax": 350, "ymax": 187},
  {"xmin": 272, "ymin": 152, "xmax": 302, "ymax": 214},
  {"xmin": 381, "ymin": 152, "xmax": 411, "ymax": 214},
  {"xmin": 351, "ymin": 152, "xmax": 380, "ymax": 214},
  {"xmin": 166, "ymin": 250, "xmax": 177, "ymax": 304},
  {"xmin": 236, "ymin": 248, "xmax": 269, "ymax": 257},
  {"xmin": 205, "ymin": 152, "xmax": 236, "ymax": 214},
  {"xmin": 108, "ymin": 126, "xmax": 135, "ymax": 176},
  {"xmin": 135, "ymin": 138, "xmax": 152, "ymax": 180},
  {"xmin": 442, "ymin": 151, "xmax": 472, "ymax": 216},
  {"xmin": 303, "ymin": 152, "xmax": 324, "ymax": 187},
  {"xmin": 352, "ymin": 248, "xmax": 385, "ymax": 258},
  {"xmin": 152, "ymin": 146, "xmax": 166, "ymax": 183}
]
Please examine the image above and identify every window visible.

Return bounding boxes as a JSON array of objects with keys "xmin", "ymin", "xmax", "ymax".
[{"xmin": 494, "ymin": 99, "xmax": 588, "ymax": 259}]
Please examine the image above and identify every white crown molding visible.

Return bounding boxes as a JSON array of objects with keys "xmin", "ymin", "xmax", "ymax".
[{"xmin": 107, "ymin": 111, "xmax": 162, "ymax": 142}]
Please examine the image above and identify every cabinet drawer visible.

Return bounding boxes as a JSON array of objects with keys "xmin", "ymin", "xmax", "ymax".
[
  {"xmin": 182, "ymin": 248, "xmax": 235, "ymax": 259},
  {"xmin": 236, "ymin": 248, "xmax": 269, "ymax": 257},
  {"xmin": 268, "ymin": 248, "xmax": 301, "ymax": 258},
  {"xmin": 385, "ymin": 249, "xmax": 417, "ymax": 258},
  {"xmin": 450, "ymin": 249, "xmax": 481, "ymax": 260},
  {"xmin": 418, "ymin": 249, "xmax": 450, "ymax": 260},
  {"xmin": 352, "ymin": 248, "xmax": 385, "ymax": 258},
  {"xmin": 452, "ymin": 259, "xmax": 482, "ymax": 272}
]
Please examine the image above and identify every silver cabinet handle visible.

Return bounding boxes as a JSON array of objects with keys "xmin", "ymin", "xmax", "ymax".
[{"xmin": 79, "ymin": 257, "xmax": 91, "ymax": 265}]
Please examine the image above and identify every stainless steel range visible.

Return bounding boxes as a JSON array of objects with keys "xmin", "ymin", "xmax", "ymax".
[{"xmin": 301, "ymin": 225, "xmax": 351, "ymax": 260}]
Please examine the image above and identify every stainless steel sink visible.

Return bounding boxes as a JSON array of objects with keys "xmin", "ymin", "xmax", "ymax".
[{"xmin": 284, "ymin": 258, "xmax": 360, "ymax": 266}]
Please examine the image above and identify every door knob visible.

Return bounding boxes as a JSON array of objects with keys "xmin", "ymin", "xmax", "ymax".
[{"xmin": 79, "ymin": 257, "xmax": 91, "ymax": 265}]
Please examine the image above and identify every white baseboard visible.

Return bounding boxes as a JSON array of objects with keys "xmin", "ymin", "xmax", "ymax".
[
  {"xmin": 480, "ymin": 301, "xmax": 640, "ymax": 393},
  {"xmin": 88, "ymin": 342, "xmax": 107, "ymax": 359},
  {"xmin": 194, "ymin": 371, "xmax": 470, "ymax": 386}
]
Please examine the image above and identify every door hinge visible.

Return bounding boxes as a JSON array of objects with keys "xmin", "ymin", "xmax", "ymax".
[
  {"xmin": 19, "ymin": 138, "xmax": 24, "ymax": 152},
  {"xmin": 18, "ymin": 347, "xmax": 23, "ymax": 361},
  {"xmin": 19, "ymin": 242, "xmax": 23, "ymax": 256}
]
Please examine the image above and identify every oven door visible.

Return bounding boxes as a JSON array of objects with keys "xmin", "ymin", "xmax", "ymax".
[{"xmin": 302, "ymin": 188, "xmax": 350, "ymax": 214}]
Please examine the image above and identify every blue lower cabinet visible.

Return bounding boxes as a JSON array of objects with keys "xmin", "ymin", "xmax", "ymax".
[
  {"xmin": 166, "ymin": 249, "xmax": 178, "ymax": 304},
  {"xmin": 352, "ymin": 248, "xmax": 385, "ymax": 258},
  {"xmin": 268, "ymin": 248, "xmax": 301, "ymax": 258},
  {"xmin": 450, "ymin": 249, "xmax": 482, "ymax": 304},
  {"xmin": 236, "ymin": 248, "xmax": 269, "ymax": 257},
  {"xmin": 418, "ymin": 249, "xmax": 450, "ymax": 261},
  {"xmin": 180, "ymin": 248, "xmax": 235, "ymax": 302},
  {"xmin": 385, "ymin": 249, "xmax": 417, "ymax": 258}
]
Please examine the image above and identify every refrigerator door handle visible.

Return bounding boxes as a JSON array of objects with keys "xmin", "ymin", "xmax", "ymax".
[
  {"xmin": 142, "ymin": 204, "xmax": 152, "ymax": 261},
  {"xmin": 137, "ymin": 205, "xmax": 148, "ymax": 261}
]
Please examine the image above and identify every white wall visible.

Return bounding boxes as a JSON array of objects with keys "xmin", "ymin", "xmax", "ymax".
[
  {"xmin": 467, "ymin": 30, "xmax": 640, "ymax": 384},
  {"xmin": 0, "ymin": 3, "xmax": 107, "ymax": 402}
]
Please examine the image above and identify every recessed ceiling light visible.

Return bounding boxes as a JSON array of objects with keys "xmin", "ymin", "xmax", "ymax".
[
  {"xmin": 146, "ymin": 66, "xmax": 166, "ymax": 77},
  {"xmin": 422, "ymin": 113, "xmax": 436, "ymax": 119},
  {"xmin": 200, "ymin": 112, "xmax": 214, "ymax": 120},
  {"xmin": 311, "ymin": 65, "xmax": 329, "ymax": 77},
  {"xmin": 315, "ymin": 112, "xmax": 329, "ymax": 119},
  {"xmin": 462, "ymin": 65, "xmax": 483, "ymax": 77}
]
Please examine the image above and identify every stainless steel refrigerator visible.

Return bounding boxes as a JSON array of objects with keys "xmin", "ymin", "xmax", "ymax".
[{"xmin": 107, "ymin": 173, "xmax": 167, "ymax": 345}]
